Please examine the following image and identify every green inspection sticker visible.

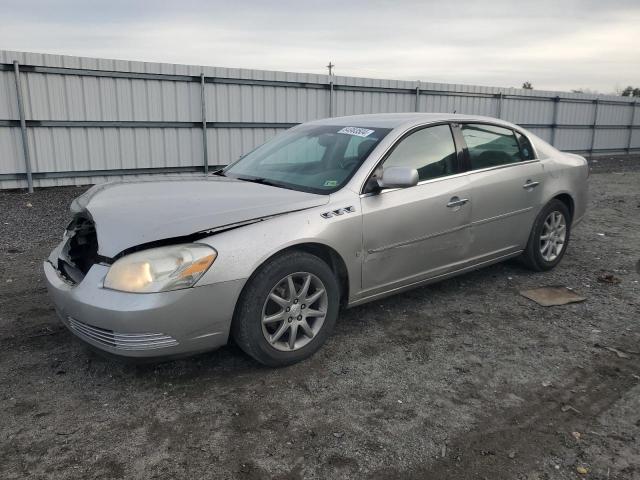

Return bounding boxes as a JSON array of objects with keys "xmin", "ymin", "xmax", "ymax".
[{"xmin": 324, "ymin": 180, "xmax": 338, "ymax": 187}]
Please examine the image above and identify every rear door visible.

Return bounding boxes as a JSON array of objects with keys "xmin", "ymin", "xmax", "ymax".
[
  {"xmin": 360, "ymin": 124, "xmax": 472, "ymax": 295},
  {"xmin": 456, "ymin": 123, "xmax": 544, "ymax": 261}
]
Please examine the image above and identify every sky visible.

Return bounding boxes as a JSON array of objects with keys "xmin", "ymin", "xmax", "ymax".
[{"xmin": 1, "ymin": 0, "xmax": 638, "ymax": 94}]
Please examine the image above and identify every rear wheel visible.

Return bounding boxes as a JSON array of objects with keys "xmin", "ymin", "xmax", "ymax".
[
  {"xmin": 232, "ymin": 251, "xmax": 340, "ymax": 366},
  {"xmin": 521, "ymin": 199, "xmax": 572, "ymax": 271}
]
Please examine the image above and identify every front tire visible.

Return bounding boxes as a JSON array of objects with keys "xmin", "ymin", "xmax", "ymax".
[
  {"xmin": 231, "ymin": 251, "xmax": 340, "ymax": 366},
  {"xmin": 521, "ymin": 199, "xmax": 572, "ymax": 271}
]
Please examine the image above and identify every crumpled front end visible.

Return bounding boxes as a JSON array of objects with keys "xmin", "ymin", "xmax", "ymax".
[
  {"xmin": 44, "ymin": 215, "xmax": 245, "ymax": 359},
  {"xmin": 50, "ymin": 213, "xmax": 101, "ymax": 285}
]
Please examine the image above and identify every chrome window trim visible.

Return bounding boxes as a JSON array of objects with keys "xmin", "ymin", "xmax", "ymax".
[{"xmin": 465, "ymin": 158, "xmax": 541, "ymax": 175}]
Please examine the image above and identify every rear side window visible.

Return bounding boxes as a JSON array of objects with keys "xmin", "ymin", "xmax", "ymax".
[
  {"xmin": 383, "ymin": 124, "xmax": 457, "ymax": 181},
  {"xmin": 515, "ymin": 131, "xmax": 536, "ymax": 160},
  {"xmin": 460, "ymin": 124, "xmax": 522, "ymax": 170}
]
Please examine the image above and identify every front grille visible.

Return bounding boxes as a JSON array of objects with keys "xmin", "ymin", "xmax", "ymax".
[{"xmin": 67, "ymin": 317, "xmax": 179, "ymax": 351}]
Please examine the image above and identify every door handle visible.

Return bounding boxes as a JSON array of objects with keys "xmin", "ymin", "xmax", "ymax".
[
  {"xmin": 447, "ymin": 196, "xmax": 469, "ymax": 208},
  {"xmin": 523, "ymin": 180, "xmax": 540, "ymax": 189}
]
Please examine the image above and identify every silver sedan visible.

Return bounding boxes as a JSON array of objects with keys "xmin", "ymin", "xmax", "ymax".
[{"xmin": 44, "ymin": 113, "xmax": 588, "ymax": 366}]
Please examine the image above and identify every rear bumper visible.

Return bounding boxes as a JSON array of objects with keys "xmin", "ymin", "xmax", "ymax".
[{"xmin": 44, "ymin": 260, "xmax": 245, "ymax": 358}]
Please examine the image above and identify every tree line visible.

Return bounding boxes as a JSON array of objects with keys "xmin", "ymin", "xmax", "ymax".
[{"xmin": 520, "ymin": 82, "xmax": 640, "ymax": 97}]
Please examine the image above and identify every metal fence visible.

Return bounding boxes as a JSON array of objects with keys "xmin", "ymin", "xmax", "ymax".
[{"xmin": 1, "ymin": 49, "xmax": 638, "ymax": 190}]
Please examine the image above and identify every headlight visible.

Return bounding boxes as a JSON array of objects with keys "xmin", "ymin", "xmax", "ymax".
[{"xmin": 103, "ymin": 244, "xmax": 217, "ymax": 293}]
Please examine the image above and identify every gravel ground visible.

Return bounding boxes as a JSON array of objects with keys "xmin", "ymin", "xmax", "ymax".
[{"xmin": 1, "ymin": 157, "xmax": 639, "ymax": 480}]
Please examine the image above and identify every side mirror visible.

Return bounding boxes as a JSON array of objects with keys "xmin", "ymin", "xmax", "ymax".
[{"xmin": 378, "ymin": 166, "xmax": 419, "ymax": 189}]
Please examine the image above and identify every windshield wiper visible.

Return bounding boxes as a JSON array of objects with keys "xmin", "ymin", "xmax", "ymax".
[
  {"xmin": 212, "ymin": 169, "xmax": 226, "ymax": 177},
  {"xmin": 235, "ymin": 177, "xmax": 282, "ymax": 188}
]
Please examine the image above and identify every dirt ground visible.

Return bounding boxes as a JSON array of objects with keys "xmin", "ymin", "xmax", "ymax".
[{"xmin": 1, "ymin": 156, "xmax": 639, "ymax": 480}]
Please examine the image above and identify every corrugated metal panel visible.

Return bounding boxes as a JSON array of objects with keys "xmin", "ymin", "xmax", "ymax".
[
  {"xmin": 0, "ymin": 71, "xmax": 18, "ymax": 119},
  {"xmin": 207, "ymin": 127, "xmax": 284, "ymax": 165},
  {"xmin": 594, "ymin": 128, "xmax": 630, "ymax": 149},
  {"xmin": 23, "ymin": 127, "xmax": 202, "ymax": 172},
  {"xmin": 207, "ymin": 84, "xmax": 328, "ymax": 123},
  {"xmin": 554, "ymin": 128, "xmax": 593, "ymax": 151},
  {"xmin": 501, "ymin": 98, "xmax": 554, "ymax": 124},
  {"xmin": 597, "ymin": 103, "xmax": 633, "ymax": 126},
  {"xmin": 557, "ymin": 102, "xmax": 595, "ymax": 126},
  {"xmin": 20, "ymin": 73, "xmax": 202, "ymax": 122},
  {"xmin": 0, "ymin": 127, "xmax": 23, "ymax": 173},
  {"xmin": 1, "ymin": 171, "xmax": 208, "ymax": 190},
  {"xmin": 526, "ymin": 127, "xmax": 553, "ymax": 143},
  {"xmin": 420, "ymin": 94, "xmax": 496, "ymax": 116},
  {"xmin": 336, "ymin": 91, "xmax": 415, "ymax": 116},
  {"xmin": 1, "ymin": 49, "xmax": 638, "ymax": 190}
]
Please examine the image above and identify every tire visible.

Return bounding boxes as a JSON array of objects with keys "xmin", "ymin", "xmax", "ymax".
[
  {"xmin": 231, "ymin": 251, "xmax": 340, "ymax": 367},
  {"xmin": 521, "ymin": 199, "xmax": 572, "ymax": 271}
]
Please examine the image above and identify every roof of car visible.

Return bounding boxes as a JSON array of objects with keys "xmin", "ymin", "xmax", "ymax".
[{"xmin": 309, "ymin": 112, "xmax": 521, "ymax": 130}]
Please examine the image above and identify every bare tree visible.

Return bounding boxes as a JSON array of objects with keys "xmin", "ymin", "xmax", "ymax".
[{"xmin": 522, "ymin": 81, "xmax": 533, "ymax": 90}]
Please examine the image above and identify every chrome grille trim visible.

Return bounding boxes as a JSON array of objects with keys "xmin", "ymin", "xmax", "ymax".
[{"xmin": 67, "ymin": 317, "xmax": 178, "ymax": 350}]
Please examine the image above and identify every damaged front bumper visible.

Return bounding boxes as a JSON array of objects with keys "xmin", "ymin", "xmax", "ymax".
[{"xmin": 43, "ymin": 248, "xmax": 246, "ymax": 359}]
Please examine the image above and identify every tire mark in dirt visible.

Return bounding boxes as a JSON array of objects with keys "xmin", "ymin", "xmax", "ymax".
[{"xmin": 370, "ymin": 337, "xmax": 640, "ymax": 480}]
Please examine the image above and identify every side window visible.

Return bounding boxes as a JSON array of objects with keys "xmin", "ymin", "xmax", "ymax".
[
  {"xmin": 383, "ymin": 125, "xmax": 457, "ymax": 181},
  {"xmin": 515, "ymin": 131, "xmax": 536, "ymax": 160},
  {"xmin": 460, "ymin": 124, "xmax": 522, "ymax": 170}
]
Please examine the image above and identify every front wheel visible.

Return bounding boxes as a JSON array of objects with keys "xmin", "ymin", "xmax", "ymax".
[
  {"xmin": 521, "ymin": 199, "xmax": 572, "ymax": 271},
  {"xmin": 231, "ymin": 251, "xmax": 340, "ymax": 366}
]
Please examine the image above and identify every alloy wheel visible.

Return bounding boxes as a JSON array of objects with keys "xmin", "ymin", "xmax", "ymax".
[
  {"xmin": 261, "ymin": 272, "xmax": 328, "ymax": 352},
  {"xmin": 539, "ymin": 210, "xmax": 567, "ymax": 262}
]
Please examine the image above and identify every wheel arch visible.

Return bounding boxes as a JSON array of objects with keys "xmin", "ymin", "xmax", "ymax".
[
  {"xmin": 238, "ymin": 242, "xmax": 350, "ymax": 310},
  {"xmin": 551, "ymin": 192, "xmax": 575, "ymax": 220}
]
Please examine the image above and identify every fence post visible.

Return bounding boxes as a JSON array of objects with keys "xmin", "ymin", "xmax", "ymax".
[
  {"xmin": 415, "ymin": 81, "xmax": 421, "ymax": 112},
  {"xmin": 550, "ymin": 96, "xmax": 560, "ymax": 147},
  {"xmin": 627, "ymin": 101, "xmax": 637, "ymax": 154},
  {"xmin": 200, "ymin": 73, "xmax": 209, "ymax": 176},
  {"xmin": 12, "ymin": 61, "xmax": 33, "ymax": 193},
  {"xmin": 589, "ymin": 98, "xmax": 600, "ymax": 157}
]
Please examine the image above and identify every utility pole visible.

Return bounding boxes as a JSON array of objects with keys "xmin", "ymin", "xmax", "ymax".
[
  {"xmin": 327, "ymin": 62, "xmax": 335, "ymax": 117},
  {"xmin": 326, "ymin": 61, "xmax": 334, "ymax": 76}
]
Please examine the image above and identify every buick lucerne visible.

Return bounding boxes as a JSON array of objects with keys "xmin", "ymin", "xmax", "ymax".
[{"xmin": 44, "ymin": 113, "xmax": 588, "ymax": 366}]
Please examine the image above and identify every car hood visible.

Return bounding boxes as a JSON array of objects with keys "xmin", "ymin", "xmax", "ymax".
[{"xmin": 71, "ymin": 177, "xmax": 329, "ymax": 258}]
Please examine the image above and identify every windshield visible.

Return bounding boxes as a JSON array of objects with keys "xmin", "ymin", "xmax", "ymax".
[{"xmin": 223, "ymin": 124, "xmax": 392, "ymax": 194}]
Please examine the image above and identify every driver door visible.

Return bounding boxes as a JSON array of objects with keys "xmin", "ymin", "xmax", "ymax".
[{"xmin": 360, "ymin": 124, "xmax": 472, "ymax": 296}]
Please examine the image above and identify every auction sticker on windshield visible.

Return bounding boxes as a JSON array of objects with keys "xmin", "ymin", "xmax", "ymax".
[{"xmin": 337, "ymin": 127, "xmax": 375, "ymax": 137}]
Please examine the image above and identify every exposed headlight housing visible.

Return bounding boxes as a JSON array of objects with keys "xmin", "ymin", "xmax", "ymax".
[{"xmin": 103, "ymin": 244, "xmax": 217, "ymax": 293}]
